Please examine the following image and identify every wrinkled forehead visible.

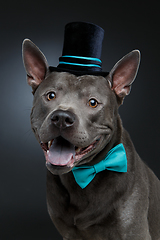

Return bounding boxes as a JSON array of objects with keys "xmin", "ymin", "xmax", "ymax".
[{"xmin": 34, "ymin": 71, "xmax": 110, "ymax": 98}]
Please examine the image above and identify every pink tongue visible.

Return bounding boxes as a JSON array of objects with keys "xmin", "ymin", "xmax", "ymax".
[{"xmin": 46, "ymin": 138, "xmax": 75, "ymax": 166}]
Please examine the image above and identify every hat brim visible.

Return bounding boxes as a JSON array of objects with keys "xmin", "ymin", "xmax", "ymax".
[{"xmin": 49, "ymin": 66, "xmax": 109, "ymax": 77}]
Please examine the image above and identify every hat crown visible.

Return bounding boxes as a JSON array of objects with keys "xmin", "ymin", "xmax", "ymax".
[
  {"xmin": 49, "ymin": 22, "xmax": 108, "ymax": 76},
  {"xmin": 62, "ymin": 22, "xmax": 104, "ymax": 59}
]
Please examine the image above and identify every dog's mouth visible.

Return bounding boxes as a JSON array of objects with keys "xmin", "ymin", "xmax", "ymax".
[{"xmin": 41, "ymin": 136, "xmax": 101, "ymax": 168}]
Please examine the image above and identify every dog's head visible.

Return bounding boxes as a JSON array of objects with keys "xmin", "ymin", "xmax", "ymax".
[{"xmin": 22, "ymin": 39, "xmax": 140, "ymax": 175}]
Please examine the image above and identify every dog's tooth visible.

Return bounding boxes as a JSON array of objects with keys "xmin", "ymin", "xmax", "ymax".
[
  {"xmin": 47, "ymin": 150, "xmax": 49, "ymax": 154},
  {"xmin": 76, "ymin": 147, "xmax": 81, "ymax": 153},
  {"xmin": 48, "ymin": 141, "xmax": 52, "ymax": 148},
  {"xmin": 48, "ymin": 140, "xmax": 54, "ymax": 148}
]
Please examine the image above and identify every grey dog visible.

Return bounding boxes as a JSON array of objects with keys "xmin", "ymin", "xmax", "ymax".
[{"xmin": 22, "ymin": 24, "xmax": 160, "ymax": 240}]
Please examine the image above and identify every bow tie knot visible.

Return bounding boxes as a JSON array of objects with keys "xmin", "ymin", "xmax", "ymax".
[
  {"xmin": 72, "ymin": 143, "xmax": 127, "ymax": 189},
  {"xmin": 94, "ymin": 161, "xmax": 106, "ymax": 173}
]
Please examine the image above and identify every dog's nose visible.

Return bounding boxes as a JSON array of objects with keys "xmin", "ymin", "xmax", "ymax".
[{"xmin": 51, "ymin": 110, "xmax": 75, "ymax": 129}]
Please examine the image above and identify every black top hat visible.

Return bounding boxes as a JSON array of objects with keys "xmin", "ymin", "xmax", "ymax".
[{"xmin": 49, "ymin": 22, "xmax": 109, "ymax": 76}]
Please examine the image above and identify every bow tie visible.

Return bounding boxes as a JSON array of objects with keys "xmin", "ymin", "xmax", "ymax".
[{"xmin": 72, "ymin": 143, "xmax": 127, "ymax": 189}]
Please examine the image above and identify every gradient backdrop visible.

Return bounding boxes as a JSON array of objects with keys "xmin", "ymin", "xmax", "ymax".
[{"xmin": 1, "ymin": 0, "xmax": 160, "ymax": 239}]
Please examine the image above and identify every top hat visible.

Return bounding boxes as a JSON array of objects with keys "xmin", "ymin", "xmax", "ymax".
[{"xmin": 49, "ymin": 22, "xmax": 109, "ymax": 76}]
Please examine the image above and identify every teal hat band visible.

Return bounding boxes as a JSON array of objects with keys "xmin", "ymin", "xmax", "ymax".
[{"xmin": 59, "ymin": 55, "xmax": 102, "ymax": 69}]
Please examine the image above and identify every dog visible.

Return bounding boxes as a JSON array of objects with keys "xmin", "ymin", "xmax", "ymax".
[{"xmin": 22, "ymin": 22, "xmax": 160, "ymax": 240}]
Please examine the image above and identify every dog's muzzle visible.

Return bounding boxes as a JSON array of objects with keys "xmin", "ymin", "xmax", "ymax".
[{"xmin": 39, "ymin": 109, "xmax": 103, "ymax": 173}]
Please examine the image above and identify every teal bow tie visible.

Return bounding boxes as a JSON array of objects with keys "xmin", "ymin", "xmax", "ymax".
[{"xmin": 72, "ymin": 143, "xmax": 127, "ymax": 189}]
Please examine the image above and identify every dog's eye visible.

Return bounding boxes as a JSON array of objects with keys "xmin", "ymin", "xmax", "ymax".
[
  {"xmin": 47, "ymin": 92, "xmax": 56, "ymax": 101},
  {"xmin": 88, "ymin": 99, "xmax": 98, "ymax": 108}
]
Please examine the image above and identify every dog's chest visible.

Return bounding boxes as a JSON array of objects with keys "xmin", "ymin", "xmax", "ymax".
[{"xmin": 60, "ymin": 173, "xmax": 90, "ymax": 211}]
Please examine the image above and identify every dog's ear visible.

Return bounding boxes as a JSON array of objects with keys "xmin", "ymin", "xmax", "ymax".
[
  {"xmin": 107, "ymin": 50, "xmax": 140, "ymax": 104},
  {"xmin": 22, "ymin": 39, "xmax": 48, "ymax": 93}
]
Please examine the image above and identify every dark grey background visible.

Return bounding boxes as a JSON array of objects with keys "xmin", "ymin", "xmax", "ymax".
[{"xmin": 1, "ymin": 0, "xmax": 160, "ymax": 239}]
